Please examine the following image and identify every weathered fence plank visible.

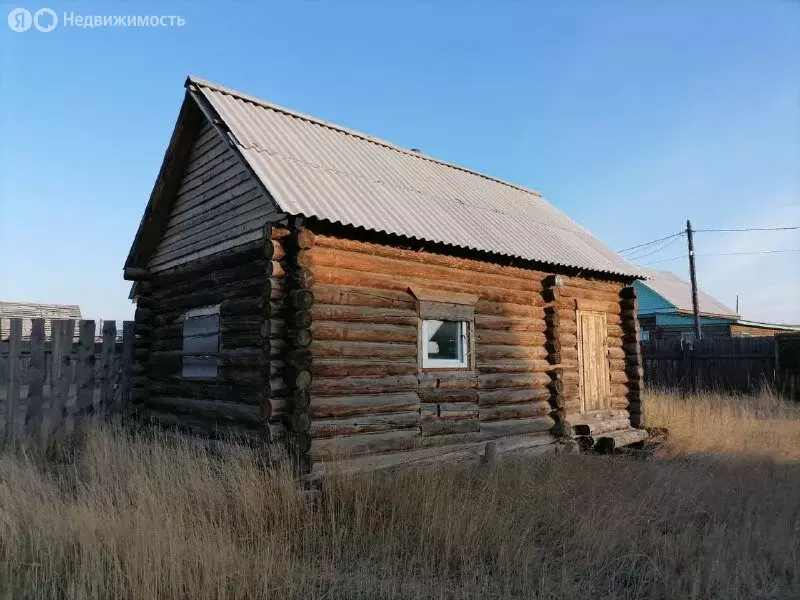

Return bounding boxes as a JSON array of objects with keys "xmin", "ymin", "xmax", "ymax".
[
  {"xmin": 99, "ymin": 321, "xmax": 116, "ymax": 413},
  {"xmin": 0, "ymin": 318, "xmax": 134, "ymax": 447},
  {"xmin": 642, "ymin": 337, "xmax": 777, "ymax": 393},
  {"xmin": 75, "ymin": 320, "xmax": 96, "ymax": 420},
  {"xmin": 24, "ymin": 319, "xmax": 46, "ymax": 436},
  {"xmin": 49, "ymin": 320, "xmax": 74, "ymax": 427},
  {"xmin": 4, "ymin": 320, "xmax": 22, "ymax": 445},
  {"xmin": 120, "ymin": 321, "xmax": 135, "ymax": 414}
]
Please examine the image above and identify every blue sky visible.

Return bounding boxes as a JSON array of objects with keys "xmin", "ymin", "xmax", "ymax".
[{"xmin": 1, "ymin": 1, "xmax": 798, "ymax": 323}]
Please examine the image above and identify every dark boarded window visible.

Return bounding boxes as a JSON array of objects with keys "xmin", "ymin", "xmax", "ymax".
[{"xmin": 182, "ymin": 306, "xmax": 220, "ymax": 379}]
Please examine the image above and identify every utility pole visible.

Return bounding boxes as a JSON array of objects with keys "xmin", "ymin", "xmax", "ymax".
[{"xmin": 686, "ymin": 220, "xmax": 702, "ymax": 339}]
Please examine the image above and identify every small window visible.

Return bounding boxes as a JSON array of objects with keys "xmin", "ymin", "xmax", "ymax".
[
  {"xmin": 640, "ymin": 330, "xmax": 650, "ymax": 342},
  {"xmin": 422, "ymin": 319, "xmax": 469, "ymax": 369},
  {"xmin": 680, "ymin": 331, "xmax": 695, "ymax": 348},
  {"xmin": 182, "ymin": 305, "xmax": 220, "ymax": 379}
]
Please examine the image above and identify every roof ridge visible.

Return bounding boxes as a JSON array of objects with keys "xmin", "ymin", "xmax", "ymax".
[{"xmin": 185, "ymin": 75, "xmax": 545, "ymax": 199}]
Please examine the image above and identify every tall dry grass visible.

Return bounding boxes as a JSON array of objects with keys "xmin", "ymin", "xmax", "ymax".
[{"xmin": 1, "ymin": 391, "xmax": 799, "ymax": 599}]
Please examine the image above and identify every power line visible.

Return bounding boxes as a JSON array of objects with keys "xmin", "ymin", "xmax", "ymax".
[
  {"xmin": 618, "ymin": 231, "xmax": 684, "ymax": 254},
  {"xmin": 694, "ymin": 226, "xmax": 800, "ymax": 233},
  {"xmin": 620, "ymin": 225, "xmax": 799, "ymax": 256},
  {"xmin": 624, "ymin": 233, "xmax": 684, "ymax": 260},
  {"xmin": 642, "ymin": 248, "xmax": 800, "ymax": 266}
]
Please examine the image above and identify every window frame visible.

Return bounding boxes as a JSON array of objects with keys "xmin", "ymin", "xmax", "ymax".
[
  {"xmin": 182, "ymin": 304, "xmax": 221, "ymax": 379},
  {"xmin": 421, "ymin": 318, "xmax": 470, "ymax": 370}
]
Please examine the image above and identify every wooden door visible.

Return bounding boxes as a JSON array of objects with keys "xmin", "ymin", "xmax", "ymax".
[{"xmin": 577, "ymin": 311, "xmax": 610, "ymax": 412}]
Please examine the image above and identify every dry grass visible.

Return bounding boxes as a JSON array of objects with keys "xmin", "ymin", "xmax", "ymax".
[{"xmin": 1, "ymin": 391, "xmax": 799, "ymax": 599}]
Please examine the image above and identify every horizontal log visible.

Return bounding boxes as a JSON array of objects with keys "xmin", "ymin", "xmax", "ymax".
[
  {"xmin": 560, "ymin": 287, "xmax": 622, "ymax": 303},
  {"xmin": 477, "ymin": 372, "xmax": 551, "ymax": 390},
  {"xmin": 142, "ymin": 396, "xmax": 262, "ymax": 424},
  {"xmin": 479, "ymin": 416, "xmax": 555, "ymax": 438},
  {"xmin": 421, "ymin": 418, "xmax": 479, "ymax": 437},
  {"xmin": 417, "ymin": 388, "xmax": 479, "ymax": 403},
  {"xmin": 475, "ymin": 359, "xmax": 551, "ymax": 374},
  {"xmin": 311, "ymin": 430, "xmax": 419, "ymax": 461},
  {"xmin": 271, "ymin": 227, "xmax": 291, "ymax": 239},
  {"xmin": 596, "ymin": 428, "xmax": 649, "ymax": 450},
  {"xmin": 310, "ymin": 236, "xmax": 545, "ymax": 292},
  {"xmin": 312, "ymin": 304, "xmax": 417, "ymax": 326},
  {"xmin": 573, "ymin": 417, "xmax": 631, "ymax": 436},
  {"xmin": 479, "ymin": 400, "xmax": 551, "ymax": 422},
  {"xmin": 478, "ymin": 387, "xmax": 552, "ymax": 406},
  {"xmin": 423, "ymin": 402, "xmax": 479, "ymax": 421},
  {"xmin": 313, "ymin": 264, "xmax": 541, "ymax": 307},
  {"xmin": 311, "ymin": 340, "xmax": 417, "ymax": 359},
  {"xmin": 124, "ymin": 266, "xmax": 151, "ymax": 281},
  {"xmin": 313, "ymin": 360, "xmax": 417, "ymax": 378},
  {"xmin": 310, "ymin": 411, "xmax": 421, "ymax": 438},
  {"xmin": 310, "ymin": 392, "xmax": 420, "ymax": 419},
  {"xmin": 311, "ymin": 375, "xmax": 419, "ymax": 396},
  {"xmin": 476, "ymin": 299, "xmax": 544, "ymax": 318},
  {"xmin": 313, "ymin": 283, "xmax": 416, "ymax": 311},
  {"xmin": 147, "ymin": 379, "xmax": 259, "ymax": 403},
  {"xmin": 420, "ymin": 372, "xmax": 478, "ymax": 390},
  {"xmin": 150, "ymin": 241, "xmax": 263, "ymax": 285},
  {"xmin": 219, "ymin": 297, "xmax": 268, "ymax": 318},
  {"xmin": 137, "ymin": 408, "xmax": 265, "ymax": 443},
  {"xmin": 312, "ymin": 321, "xmax": 417, "ymax": 344},
  {"xmin": 562, "ymin": 278, "xmax": 624, "ymax": 294},
  {"xmin": 476, "ymin": 330, "xmax": 547, "ymax": 347},
  {"xmin": 475, "ymin": 314, "xmax": 547, "ymax": 333},
  {"xmin": 476, "ymin": 345, "xmax": 548, "ymax": 360},
  {"xmin": 151, "ymin": 260, "xmax": 264, "ymax": 302}
]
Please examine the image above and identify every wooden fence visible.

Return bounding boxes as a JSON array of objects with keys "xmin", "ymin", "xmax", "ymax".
[
  {"xmin": 0, "ymin": 318, "xmax": 134, "ymax": 446},
  {"xmin": 641, "ymin": 337, "xmax": 777, "ymax": 393}
]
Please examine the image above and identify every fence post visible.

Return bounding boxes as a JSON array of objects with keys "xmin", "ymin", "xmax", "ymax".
[
  {"xmin": 4, "ymin": 319, "xmax": 23, "ymax": 446},
  {"xmin": 24, "ymin": 319, "xmax": 46, "ymax": 437}
]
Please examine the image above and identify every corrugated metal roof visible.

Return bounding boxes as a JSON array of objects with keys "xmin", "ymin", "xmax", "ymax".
[
  {"xmin": 638, "ymin": 268, "xmax": 738, "ymax": 318},
  {"xmin": 0, "ymin": 301, "xmax": 82, "ymax": 339},
  {"xmin": 188, "ymin": 76, "xmax": 641, "ymax": 277}
]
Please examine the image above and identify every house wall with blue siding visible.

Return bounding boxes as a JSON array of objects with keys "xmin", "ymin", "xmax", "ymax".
[{"xmin": 634, "ymin": 281, "xmax": 676, "ymax": 314}]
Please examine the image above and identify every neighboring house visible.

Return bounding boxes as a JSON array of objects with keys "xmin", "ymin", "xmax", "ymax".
[
  {"xmin": 124, "ymin": 76, "xmax": 647, "ymax": 471},
  {"xmin": 635, "ymin": 268, "xmax": 799, "ymax": 340},
  {"xmin": 0, "ymin": 301, "xmax": 82, "ymax": 339}
]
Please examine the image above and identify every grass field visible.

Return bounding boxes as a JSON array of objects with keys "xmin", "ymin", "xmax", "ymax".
[{"xmin": 1, "ymin": 391, "xmax": 799, "ymax": 599}]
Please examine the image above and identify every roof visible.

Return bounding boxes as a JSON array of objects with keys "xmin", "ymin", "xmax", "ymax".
[
  {"xmin": 733, "ymin": 320, "xmax": 800, "ymax": 332},
  {"xmin": 636, "ymin": 268, "xmax": 738, "ymax": 318},
  {"xmin": 177, "ymin": 76, "xmax": 640, "ymax": 278},
  {"xmin": 0, "ymin": 301, "xmax": 82, "ymax": 339}
]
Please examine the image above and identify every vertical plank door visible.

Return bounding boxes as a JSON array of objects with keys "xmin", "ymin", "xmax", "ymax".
[{"xmin": 577, "ymin": 311, "xmax": 610, "ymax": 412}]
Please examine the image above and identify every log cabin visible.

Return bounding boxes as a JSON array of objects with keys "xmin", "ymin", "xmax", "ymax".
[{"xmin": 124, "ymin": 76, "xmax": 647, "ymax": 471}]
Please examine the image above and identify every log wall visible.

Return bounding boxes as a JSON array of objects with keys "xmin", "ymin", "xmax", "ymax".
[
  {"xmin": 304, "ymin": 231, "xmax": 642, "ymax": 461},
  {"xmin": 132, "ymin": 240, "xmax": 270, "ymax": 442}
]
